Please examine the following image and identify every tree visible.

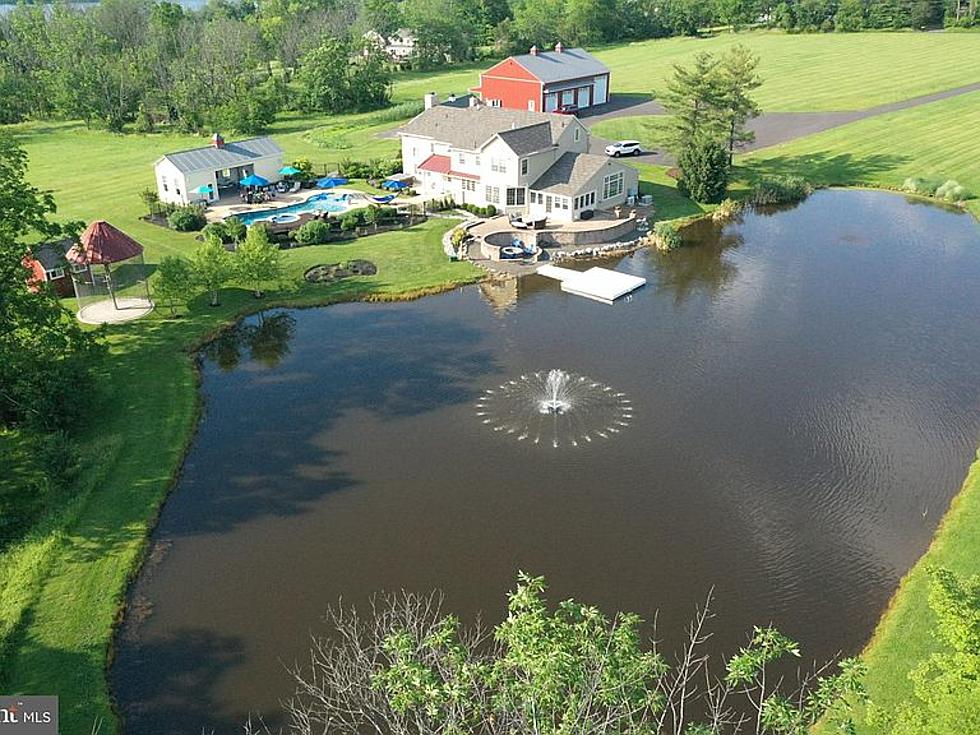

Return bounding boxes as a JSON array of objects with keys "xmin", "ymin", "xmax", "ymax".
[
  {"xmin": 235, "ymin": 224, "xmax": 281, "ymax": 298},
  {"xmin": 835, "ymin": 0, "xmax": 867, "ymax": 30},
  {"xmin": 0, "ymin": 134, "xmax": 101, "ymax": 431},
  {"xmin": 661, "ymin": 52, "xmax": 724, "ymax": 154},
  {"xmin": 677, "ymin": 134, "xmax": 730, "ymax": 204},
  {"xmin": 153, "ymin": 255, "xmax": 196, "ymax": 316},
  {"xmin": 402, "ymin": 0, "xmax": 476, "ymax": 66},
  {"xmin": 363, "ymin": 0, "xmax": 402, "ymax": 36},
  {"xmin": 716, "ymin": 44, "xmax": 762, "ymax": 165},
  {"xmin": 869, "ymin": 568, "xmax": 980, "ymax": 734},
  {"xmin": 190, "ymin": 234, "xmax": 234, "ymax": 306},
  {"xmin": 297, "ymin": 38, "xmax": 350, "ymax": 113},
  {"xmin": 259, "ymin": 573, "xmax": 865, "ymax": 735}
]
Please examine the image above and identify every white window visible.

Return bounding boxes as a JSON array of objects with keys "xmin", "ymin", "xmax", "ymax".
[
  {"xmin": 162, "ymin": 177, "xmax": 168, "ymax": 192},
  {"xmin": 71, "ymin": 262, "xmax": 87, "ymax": 274},
  {"xmin": 44, "ymin": 267, "xmax": 65, "ymax": 281},
  {"xmin": 559, "ymin": 197, "xmax": 568, "ymax": 210},
  {"xmin": 457, "ymin": 152, "xmax": 465, "ymax": 166},
  {"xmin": 602, "ymin": 172, "xmax": 624, "ymax": 200},
  {"xmin": 475, "ymin": 155, "xmax": 481, "ymax": 167},
  {"xmin": 485, "ymin": 186, "xmax": 500, "ymax": 203},
  {"xmin": 490, "ymin": 99, "xmax": 502, "ymax": 108},
  {"xmin": 491, "ymin": 158, "xmax": 507, "ymax": 174},
  {"xmin": 520, "ymin": 158, "xmax": 528, "ymax": 176},
  {"xmin": 462, "ymin": 179, "xmax": 475, "ymax": 192},
  {"xmin": 506, "ymin": 188, "xmax": 525, "ymax": 206}
]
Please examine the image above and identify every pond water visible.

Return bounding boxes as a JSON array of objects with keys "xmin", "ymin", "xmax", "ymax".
[{"xmin": 113, "ymin": 190, "xmax": 980, "ymax": 734}]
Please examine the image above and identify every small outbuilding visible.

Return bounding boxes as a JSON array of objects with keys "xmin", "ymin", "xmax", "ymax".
[
  {"xmin": 67, "ymin": 221, "xmax": 153, "ymax": 324},
  {"xmin": 154, "ymin": 134, "xmax": 284, "ymax": 206},
  {"xmin": 22, "ymin": 239, "xmax": 77, "ymax": 297}
]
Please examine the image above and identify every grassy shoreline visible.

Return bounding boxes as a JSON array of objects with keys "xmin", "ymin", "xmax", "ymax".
[{"xmin": 0, "ymin": 222, "xmax": 483, "ymax": 732}]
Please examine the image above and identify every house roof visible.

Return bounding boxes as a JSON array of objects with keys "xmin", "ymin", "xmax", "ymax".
[
  {"xmin": 417, "ymin": 154, "xmax": 481, "ymax": 180},
  {"xmin": 511, "ymin": 48, "xmax": 609, "ymax": 83},
  {"xmin": 400, "ymin": 106, "xmax": 576, "ymax": 153},
  {"xmin": 158, "ymin": 136, "xmax": 283, "ymax": 174},
  {"xmin": 530, "ymin": 152, "xmax": 622, "ymax": 196},
  {"xmin": 67, "ymin": 221, "xmax": 143, "ymax": 266},
  {"xmin": 30, "ymin": 239, "xmax": 73, "ymax": 271}
]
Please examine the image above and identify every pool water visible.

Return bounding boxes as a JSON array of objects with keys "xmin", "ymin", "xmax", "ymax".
[{"xmin": 229, "ymin": 192, "xmax": 350, "ymax": 226}]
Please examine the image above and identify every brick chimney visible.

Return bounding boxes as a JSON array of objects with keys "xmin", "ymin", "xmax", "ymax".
[
  {"xmin": 555, "ymin": 41, "xmax": 564, "ymax": 53},
  {"xmin": 211, "ymin": 132, "xmax": 225, "ymax": 148},
  {"xmin": 529, "ymin": 45, "xmax": 538, "ymax": 56}
]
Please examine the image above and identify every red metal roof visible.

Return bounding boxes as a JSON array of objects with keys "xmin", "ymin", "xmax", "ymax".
[
  {"xmin": 67, "ymin": 221, "xmax": 143, "ymax": 265},
  {"xmin": 418, "ymin": 154, "xmax": 481, "ymax": 181},
  {"xmin": 418, "ymin": 154, "xmax": 451, "ymax": 174}
]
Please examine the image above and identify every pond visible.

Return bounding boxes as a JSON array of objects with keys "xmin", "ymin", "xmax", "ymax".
[{"xmin": 112, "ymin": 190, "xmax": 980, "ymax": 734}]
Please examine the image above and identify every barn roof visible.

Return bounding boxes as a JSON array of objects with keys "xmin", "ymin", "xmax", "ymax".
[
  {"xmin": 158, "ymin": 136, "xmax": 283, "ymax": 174},
  {"xmin": 67, "ymin": 221, "xmax": 144, "ymax": 266},
  {"xmin": 511, "ymin": 48, "xmax": 609, "ymax": 83}
]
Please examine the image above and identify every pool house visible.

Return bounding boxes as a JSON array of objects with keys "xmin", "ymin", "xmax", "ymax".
[{"xmin": 154, "ymin": 134, "xmax": 284, "ymax": 206}]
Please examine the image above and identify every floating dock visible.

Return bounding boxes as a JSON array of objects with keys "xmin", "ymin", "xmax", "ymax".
[{"xmin": 536, "ymin": 265, "xmax": 646, "ymax": 304}]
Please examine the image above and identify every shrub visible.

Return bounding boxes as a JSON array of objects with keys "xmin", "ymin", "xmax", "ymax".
[
  {"xmin": 450, "ymin": 227, "xmax": 468, "ymax": 248},
  {"xmin": 652, "ymin": 221, "xmax": 682, "ymax": 252},
  {"xmin": 202, "ymin": 221, "xmax": 229, "ymax": 243},
  {"xmin": 749, "ymin": 175, "xmax": 813, "ymax": 206},
  {"xmin": 224, "ymin": 216, "xmax": 247, "ymax": 243},
  {"xmin": 902, "ymin": 177, "xmax": 941, "ymax": 196},
  {"xmin": 676, "ymin": 136, "xmax": 730, "ymax": 204},
  {"xmin": 340, "ymin": 212, "xmax": 359, "ymax": 232},
  {"xmin": 294, "ymin": 219, "xmax": 332, "ymax": 245},
  {"xmin": 935, "ymin": 179, "xmax": 969, "ymax": 202},
  {"xmin": 167, "ymin": 205, "xmax": 207, "ymax": 231},
  {"xmin": 711, "ymin": 198, "xmax": 743, "ymax": 221},
  {"xmin": 139, "ymin": 188, "xmax": 160, "ymax": 216}
]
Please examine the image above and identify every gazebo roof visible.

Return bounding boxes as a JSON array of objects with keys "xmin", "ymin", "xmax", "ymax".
[{"xmin": 67, "ymin": 221, "xmax": 144, "ymax": 266}]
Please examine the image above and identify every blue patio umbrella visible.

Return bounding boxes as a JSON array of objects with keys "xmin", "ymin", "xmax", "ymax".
[
  {"xmin": 190, "ymin": 184, "xmax": 213, "ymax": 195},
  {"xmin": 239, "ymin": 173, "xmax": 270, "ymax": 187},
  {"xmin": 381, "ymin": 179, "xmax": 409, "ymax": 191},
  {"xmin": 279, "ymin": 166, "xmax": 302, "ymax": 176},
  {"xmin": 317, "ymin": 176, "xmax": 349, "ymax": 188}
]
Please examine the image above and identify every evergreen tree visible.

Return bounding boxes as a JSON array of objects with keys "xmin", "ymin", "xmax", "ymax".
[
  {"xmin": 717, "ymin": 44, "xmax": 762, "ymax": 165},
  {"xmin": 661, "ymin": 52, "xmax": 724, "ymax": 155},
  {"xmin": 676, "ymin": 134, "xmax": 730, "ymax": 204}
]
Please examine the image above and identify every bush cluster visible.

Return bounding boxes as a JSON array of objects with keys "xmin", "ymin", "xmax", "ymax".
[
  {"xmin": 652, "ymin": 221, "xmax": 683, "ymax": 252},
  {"xmin": 711, "ymin": 198, "xmax": 743, "ymax": 222},
  {"xmin": 337, "ymin": 156, "xmax": 402, "ymax": 180},
  {"xmin": 166, "ymin": 204, "xmax": 208, "ymax": 232},
  {"xmin": 903, "ymin": 177, "xmax": 970, "ymax": 203},
  {"xmin": 294, "ymin": 219, "xmax": 332, "ymax": 245},
  {"xmin": 749, "ymin": 176, "xmax": 813, "ymax": 206},
  {"xmin": 426, "ymin": 196, "xmax": 496, "ymax": 217}
]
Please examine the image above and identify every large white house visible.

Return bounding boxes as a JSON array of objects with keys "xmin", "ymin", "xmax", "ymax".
[
  {"xmin": 399, "ymin": 101, "xmax": 638, "ymax": 222},
  {"xmin": 153, "ymin": 134, "xmax": 283, "ymax": 205},
  {"xmin": 363, "ymin": 28, "xmax": 417, "ymax": 62}
]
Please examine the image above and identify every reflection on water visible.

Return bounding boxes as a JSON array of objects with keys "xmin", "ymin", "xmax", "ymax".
[{"xmin": 113, "ymin": 190, "xmax": 980, "ymax": 734}]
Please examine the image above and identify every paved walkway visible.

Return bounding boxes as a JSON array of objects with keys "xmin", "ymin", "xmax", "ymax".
[{"xmin": 585, "ymin": 81, "xmax": 980, "ymax": 165}]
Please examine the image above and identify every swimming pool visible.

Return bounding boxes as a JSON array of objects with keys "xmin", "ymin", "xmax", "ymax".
[{"xmin": 229, "ymin": 192, "xmax": 351, "ymax": 226}]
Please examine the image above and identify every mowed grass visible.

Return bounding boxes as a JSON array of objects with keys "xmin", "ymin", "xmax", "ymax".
[
  {"xmin": 591, "ymin": 115, "xmax": 674, "ymax": 152},
  {"xmin": 851, "ymin": 453, "xmax": 980, "ymax": 733},
  {"xmin": 740, "ymin": 90, "xmax": 980, "ymax": 216},
  {"xmin": 390, "ymin": 31, "xmax": 980, "ymax": 112},
  {"xmin": 0, "ymin": 218, "xmax": 482, "ymax": 732}
]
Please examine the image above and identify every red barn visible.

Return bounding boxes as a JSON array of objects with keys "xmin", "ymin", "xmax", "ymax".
[{"xmin": 471, "ymin": 43, "xmax": 611, "ymax": 113}]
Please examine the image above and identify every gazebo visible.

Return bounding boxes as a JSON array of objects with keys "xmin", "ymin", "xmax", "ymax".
[{"xmin": 67, "ymin": 221, "xmax": 154, "ymax": 324}]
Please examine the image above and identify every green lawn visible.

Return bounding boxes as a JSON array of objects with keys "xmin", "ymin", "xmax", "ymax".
[
  {"xmin": 591, "ymin": 115, "xmax": 674, "ymax": 153},
  {"xmin": 740, "ymin": 90, "xmax": 980, "ymax": 217},
  {"xmin": 389, "ymin": 31, "xmax": 980, "ymax": 113}
]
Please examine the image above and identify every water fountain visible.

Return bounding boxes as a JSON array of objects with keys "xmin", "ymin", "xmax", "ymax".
[{"xmin": 476, "ymin": 369, "xmax": 632, "ymax": 448}]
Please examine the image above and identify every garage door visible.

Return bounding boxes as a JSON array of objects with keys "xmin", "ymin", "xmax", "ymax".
[
  {"xmin": 544, "ymin": 93, "xmax": 558, "ymax": 112},
  {"xmin": 593, "ymin": 75, "xmax": 608, "ymax": 105},
  {"xmin": 577, "ymin": 87, "xmax": 590, "ymax": 108}
]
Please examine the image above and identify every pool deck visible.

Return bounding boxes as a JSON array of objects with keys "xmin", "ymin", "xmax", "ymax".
[{"xmin": 204, "ymin": 188, "xmax": 373, "ymax": 223}]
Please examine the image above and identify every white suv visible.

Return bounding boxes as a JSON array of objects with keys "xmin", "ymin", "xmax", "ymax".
[{"xmin": 604, "ymin": 140, "xmax": 642, "ymax": 157}]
